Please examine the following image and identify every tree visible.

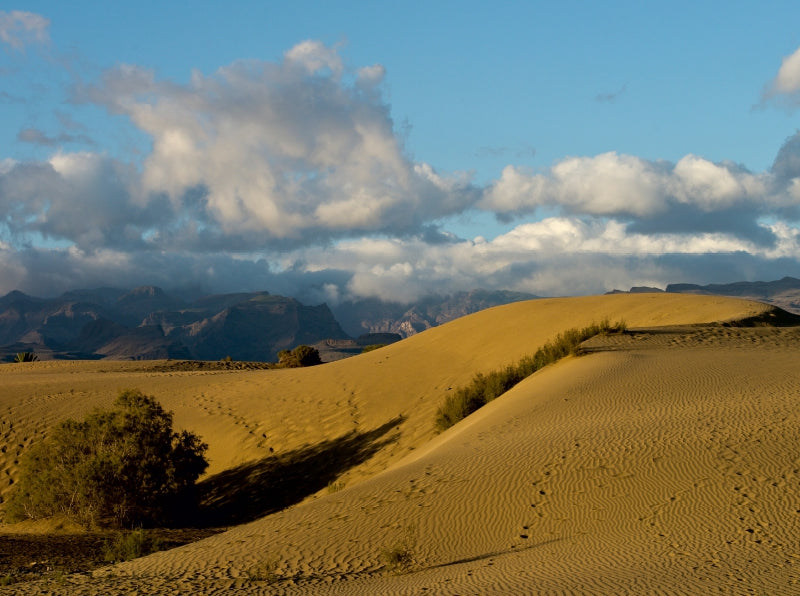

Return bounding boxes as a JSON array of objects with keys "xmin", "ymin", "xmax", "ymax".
[
  {"xmin": 6, "ymin": 389, "xmax": 208, "ymax": 528},
  {"xmin": 13, "ymin": 352, "xmax": 38, "ymax": 362},
  {"xmin": 277, "ymin": 345, "xmax": 322, "ymax": 368}
]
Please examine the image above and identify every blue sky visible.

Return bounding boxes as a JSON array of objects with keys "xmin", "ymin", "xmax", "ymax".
[{"xmin": 2, "ymin": 2, "xmax": 800, "ymax": 302}]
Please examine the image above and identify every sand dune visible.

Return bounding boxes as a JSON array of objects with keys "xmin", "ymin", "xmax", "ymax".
[{"xmin": 3, "ymin": 293, "xmax": 799, "ymax": 593}]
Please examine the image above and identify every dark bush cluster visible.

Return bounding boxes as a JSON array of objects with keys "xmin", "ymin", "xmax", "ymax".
[
  {"xmin": 361, "ymin": 344, "xmax": 387, "ymax": 353},
  {"xmin": 6, "ymin": 389, "xmax": 208, "ymax": 529},
  {"xmin": 13, "ymin": 352, "xmax": 38, "ymax": 363},
  {"xmin": 277, "ymin": 345, "xmax": 322, "ymax": 368},
  {"xmin": 435, "ymin": 319, "xmax": 626, "ymax": 432}
]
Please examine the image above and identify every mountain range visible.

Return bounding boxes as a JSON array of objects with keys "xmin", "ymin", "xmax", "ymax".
[
  {"xmin": 608, "ymin": 276, "xmax": 800, "ymax": 314},
  {"xmin": 3, "ymin": 277, "xmax": 798, "ymax": 362},
  {"xmin": 0, "ymin": 286, "xmax": 537, "ymax": 362}
]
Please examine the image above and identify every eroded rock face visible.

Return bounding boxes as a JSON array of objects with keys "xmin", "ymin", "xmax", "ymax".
[
  {"xmin": 0, "ymin": 287, "xmax": 349, "ymax": 362},
  {"xmin": 332, "ymin": 289, "xmax": 538, "ymax": 338},
  {"xmin": 0, "ymin": 286, "xmax": 545, "ymax": 361}
]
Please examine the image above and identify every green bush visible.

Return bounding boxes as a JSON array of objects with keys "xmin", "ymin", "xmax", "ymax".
[
  {"xmin": 277, "ymin": 345, "xmax": 322, "ymax": 368},
  {"xmin": 6, "ymin": 389, "xmax": 208, "ymax": 529},
  {"xmin": 103, "ymin": 528, "xmax": 164, "ymax": 563},
  {"xmin": 435, "ymin": 320, "xmax": 626, "ymax": 432},
  {"xmin": 13, "ymin": 352, "xmax": 38, "ymax": 363},
  {"xmin": 361, "ymin": 344, "xmax": 387, "ymax": 353}
]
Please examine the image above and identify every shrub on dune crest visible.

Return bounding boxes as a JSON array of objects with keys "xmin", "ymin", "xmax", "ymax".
[
  {"xmin": 277, "ymin": 345, "xmax": 322, "ymax": 368},
  {"xmin": 435, "ymin": 319, "xmax": 626, "ymax": 432}
]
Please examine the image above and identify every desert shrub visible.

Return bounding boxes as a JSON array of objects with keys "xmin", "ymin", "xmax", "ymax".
[
  {"xmin": 277, "ymin": 345, "xmax": 322, "ymax": 368},
  {"xmin": 327, "ymin": 479, "xmax": 346, "ymax": 493},
  {"xmin": 103, "ymin": 528, "xmax": 164, "ymax": 563},
  {"xmin": 5, "ymin": 389, "xmax": 208, "ymax": 529},
  {"xmin": 245, "ymin": 557, "xmax": 281, "ymax": 584},
  {"xmin": 13, "ymin": 352, "xmax": 38, "ymax": 363},
  {"xmin": 435, "ymin": 320, "xmax": 626, "ymax": 432},
  {"xmin": 361, "ymin": 344, "xmax": 387, "ymax": 353},
  {"xmin": 381, "ymin": 525, "xmax": 417, "ymax": 574}
]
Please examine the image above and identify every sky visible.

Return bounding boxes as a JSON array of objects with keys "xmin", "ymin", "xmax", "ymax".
[{"xmin": 2, "ymin": 1, "xmax": 800, "ymax": 304}]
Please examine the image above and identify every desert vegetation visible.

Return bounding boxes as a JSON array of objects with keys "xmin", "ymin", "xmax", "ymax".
[
  {"xmin": 277, "ymin": 345, "xmax": 323, "ymax": 367},
  {"xmin": 380, "ymin": 525, "xmax": 417, "ymax": 574},
  {"xmin": 361, "ymin": 343, "xmax": 387, "ymax": 353},
  {"xmin": 6, "ymin": 389, "xmax": 208, "ymax": 529},
  {"xmin": 102, "ymin": 529, "xmax": 165, "ymax": 563},
  {"xmin": 435, "ymin": 319, "xmax": 626, "ymax": 431},
  {"xmin": 13, "ymin": 351, "xmax": 38, "ymax": 362}
]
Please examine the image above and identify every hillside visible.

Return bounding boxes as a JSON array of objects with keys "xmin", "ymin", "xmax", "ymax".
[
  {"xmin": 0, "ymin": 287, "xmax": 536, "ymax": 362},
  {"xmin": 667, "ymin": 276, "xmax": 800, "ymax": 314},
  {"xmin": 0, "ymin": 287, "xmax": 349, "ymax": 362},
  {"xmin": 2, "ymin": 293, "xmax": 799, "ymax": 594},
  {"xmin": 331, "ymin": 289, "xmax": 537, "ymax": 337},
  {"xmin": 609, "ymin": 276, "xmax": 800, "ymax": 314}
]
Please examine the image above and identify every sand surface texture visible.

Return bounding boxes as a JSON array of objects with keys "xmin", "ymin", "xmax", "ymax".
[{"xmin": 2, "ymin": 294, "xmax": 799, "ymax": 594}]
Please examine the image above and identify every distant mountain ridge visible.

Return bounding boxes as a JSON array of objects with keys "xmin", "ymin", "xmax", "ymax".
[
  {"xmin": 0, "ymin": 287, "xmax": 350, "ymax": 362},
  {"xmin": 0, "ymin": 286, "xmax": 538, "ymax": 362},
  {"xmin": 331, "ymin": 289, "xmax": 538, "ymax": 337},
  {"xmin": 8, "ymin": 278, "xmax": 792, "ymax": 363},
  {"xmin": 610, "ymin": 276, "xmax": 800, "ymax": 314}
]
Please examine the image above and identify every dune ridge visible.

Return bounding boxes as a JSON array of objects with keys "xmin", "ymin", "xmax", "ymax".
[{"xmin": 2, "ymin": 293, "xmax": 799, "ymax": 594}]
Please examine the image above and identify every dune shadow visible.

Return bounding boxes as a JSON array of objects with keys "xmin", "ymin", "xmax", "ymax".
[{"xmin": 195, "ymin": 416, "xmax": 405, "ymax": 527}]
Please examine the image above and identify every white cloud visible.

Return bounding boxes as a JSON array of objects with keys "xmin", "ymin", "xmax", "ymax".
[
  {"xmin": 0, "ymin": 10, "xmax": 49, "ymax": 50},
  {"xmin": 284, "ymin": 40, "xmax": 343, "ymax": 77},
  {"xmin": 4, "ymin": 40, "xmax": 800, "ymax": 301},
  {"xmin": 768, "ymin": 46, "xmax": 800, "ymax": 96},
  {"xmin": 78, "ymin": 43, "xmax": 474, "ymax": 244},
  {"xmin": 762, "ymin": 44, "xmax": 800, "ymax": 109},
  {"xmin": 281, "ymin": 214, "xmax": 794, "ymax": 302},
  {"xmin": 356, "ymin": 64, "xmax": 386, "ymax": 87},
  {"xmin": 481, "ymin": 152, "xmax": 771, "ymax": 228},
  {"xmin": 672, "ymin": 155, "xmax": 768, "ymax": 210},
  {"xmin": 483, "ymin": 153, "xmax": 673, "ymax": 217}
]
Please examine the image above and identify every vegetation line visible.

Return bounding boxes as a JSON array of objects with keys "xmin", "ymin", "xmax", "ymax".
[{"xmin": 434, "ymin": 319, "xmax": 627, "ymax": 432}]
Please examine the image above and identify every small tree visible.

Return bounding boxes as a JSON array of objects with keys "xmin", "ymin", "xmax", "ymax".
[
  {"xmin": 13, "ymin": 352, "xmax": 38, "ymax": 363},
  {"xmin": 277, "ymin": 345, "xmax": 322, "ymax": 368},
  {"xmin": 6, "ymin": 389, "xmax": 208, "ymax": 528}
]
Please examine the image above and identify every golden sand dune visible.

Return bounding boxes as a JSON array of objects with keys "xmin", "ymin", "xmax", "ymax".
[{"xmin": 3, "ymin": 293, "xmax": 800, "ymax": 594}]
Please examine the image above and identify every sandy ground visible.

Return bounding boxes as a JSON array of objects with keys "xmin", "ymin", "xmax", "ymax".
[{"xmin": 2, "ymin": 293, "xmax": 798, "ymax": 594}]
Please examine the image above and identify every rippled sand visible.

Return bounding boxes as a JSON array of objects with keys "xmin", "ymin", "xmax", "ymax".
[{"xmin": 4, "ymin": 294, "xmax": 799, "ymax": 594}]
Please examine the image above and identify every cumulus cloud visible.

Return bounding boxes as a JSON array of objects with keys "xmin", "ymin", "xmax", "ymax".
[
  {"xmin": 763, "ymin": 45, "xmax": 800, "ymax": 106},
  {"xmin": 3, "ymin": 40, "xmax": 800, "ymax": 302},
  {"xmin": 480, "ymin": 151, "xmax": 779, "ymax": 242},
  {"xmin": 0, "ymin": 10, "xmax": 49, "ymax": 50},
  {"xmin": 483, "ymin": 152, "xmax": 772, "ymax": 217},
  {"xmin": 276, "ymin": 213, "xmax": 800, "ymax": 302},
  {"xmin": 74, "ymin": 42, "xmax": 476, "ymax": 246},
  {"xmin": 0, "ymin": 153, "xmax": 172, "ymax": 252},
  {"xmin": 771, "ymin": 130, "xmax": 800, "ymax": 181}
]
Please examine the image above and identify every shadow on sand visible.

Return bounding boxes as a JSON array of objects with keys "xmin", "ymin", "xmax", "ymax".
[{"xmin": 195, "ymin": 416, "xmax": 404, "ymax": 527}]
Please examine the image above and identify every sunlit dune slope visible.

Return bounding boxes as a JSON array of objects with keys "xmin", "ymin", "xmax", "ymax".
[
  {"xmin": 0, "ymin": 293, "xmax": 770, "ymax": 509},
  {"xmin": 6, "ymin": 292, "xmax": 799, "ymax": 594},
  {"xmin": 84, "ymin": 324, "xmax": 800, "ymax": 595}
]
